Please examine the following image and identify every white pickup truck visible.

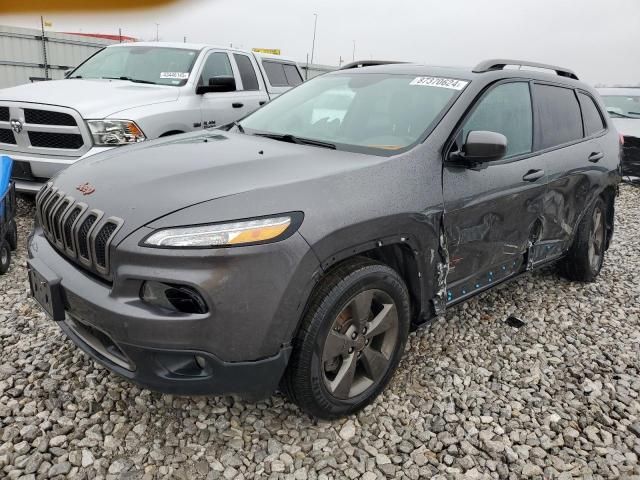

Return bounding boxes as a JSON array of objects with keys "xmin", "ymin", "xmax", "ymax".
[{"xmin": 0, "ymin": 42, "xmax": 304, "ymax": 193}]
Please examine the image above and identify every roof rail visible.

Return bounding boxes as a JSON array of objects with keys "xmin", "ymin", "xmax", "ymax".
[
  {"xmin": 340, "ymin": 60, "xmax": 407, "ymax": 70},
  {"xmin": 473, "ymin": 59, "xmax": 579, "ymax": 80}
]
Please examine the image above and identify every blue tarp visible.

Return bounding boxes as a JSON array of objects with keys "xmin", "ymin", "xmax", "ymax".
[{"xmin": 0, "ymin": 155, "xmax": 13, "ymax": 219}]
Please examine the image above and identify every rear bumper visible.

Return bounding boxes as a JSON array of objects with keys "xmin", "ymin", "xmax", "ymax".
[{"xmin": 4, "ymin": 147, "xmax": 113, "ymax": 193}]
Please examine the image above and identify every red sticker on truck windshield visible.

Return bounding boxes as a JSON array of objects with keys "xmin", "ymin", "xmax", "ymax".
[{"xmin": 410, "ymin": 76, "xmax": 468, "ymax": 90}]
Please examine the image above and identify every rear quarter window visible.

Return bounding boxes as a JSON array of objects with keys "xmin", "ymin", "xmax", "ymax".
[
  {"xmin": 578, "ymin": 92, "xmax": 606, "ymax": 136},
  {"xmin": 263, "ymin": 61, "xmax": 301, "ymax": 87},
  {"xmin": 534, "ymin": 84, "xmax": 583, "ymax": 149}
]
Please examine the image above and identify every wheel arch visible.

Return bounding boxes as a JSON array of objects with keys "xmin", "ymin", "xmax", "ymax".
[{"xmin": 159, "ymin": 130, "xmax": 185, "ymax": 137}]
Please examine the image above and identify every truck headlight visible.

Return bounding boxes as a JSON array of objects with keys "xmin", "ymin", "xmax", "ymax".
[
  {"xmin": 142, "ymin": 215, "xmax": 298, "ymax": 248},
  {"xmin": 87, "ymin": 119, "xmax": 146, "ymax": 146}
]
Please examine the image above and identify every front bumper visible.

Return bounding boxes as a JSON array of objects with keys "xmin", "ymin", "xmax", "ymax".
[
  {"xmin": 5, "ymin": 147, "xmax": 113, "ymax": 194},
  {"xmin": 28, "ymin": 227, "xmax": 320, "ymax": 398}
]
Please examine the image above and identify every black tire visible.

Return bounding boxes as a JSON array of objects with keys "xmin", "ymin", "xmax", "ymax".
[
  {"xmin": 7, "ymin": 219, "xmax": 17, "ymax": 251},
  {"xmin": 0, "ymin": 240, "xmax": 11, "ymax": 275},
  {"xmin": 282, "ymin": 257, "xmax": 411, "ymax": 419},
  {"xmin": 559, "ymin": 196, "xmax": 607, "ymax": 282}
]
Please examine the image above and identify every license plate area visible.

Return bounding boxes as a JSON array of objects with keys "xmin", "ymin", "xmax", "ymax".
[{"xmin": 27, "ymin": 258, "xmax": 65, "ymax": 321}]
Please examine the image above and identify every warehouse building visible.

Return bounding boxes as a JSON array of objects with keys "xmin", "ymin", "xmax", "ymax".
[{"xmin": 0, "ymin": 25, "xmax": 123, "ymax": 89}]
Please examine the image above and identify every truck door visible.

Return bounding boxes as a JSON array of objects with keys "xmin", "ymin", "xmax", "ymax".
[
  {"xmin": 442, "ymin": 80, "xmax": 547, "ymax": 304},
  {"xmin": 197, "ymin": 51, "xmax": 245, "ymax": 129},
  {"xmin": 229, "ymin": 53, "xmax": 270, "ymax": 117}
]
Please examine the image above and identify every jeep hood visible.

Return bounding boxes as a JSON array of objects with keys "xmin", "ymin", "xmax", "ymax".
[
  {"xmin": 0, "ymin": 79, "xmax": 179, "ymax": 118},
  {"xmin": 50, "ymin": 131, "xmax": 383, "ymax": 237}
]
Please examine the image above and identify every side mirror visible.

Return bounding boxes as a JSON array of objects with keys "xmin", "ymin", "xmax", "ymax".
[
  {"xmin": 451, "ymin": 130, "xmax": 508, "ymax": 165},
  {"xmin": 63, "ymin": 69, "xmax": 72, "ymax": 78},
  {"xmin": 196, "ymin": 76, "xmax": 236, "ymax": 95}
]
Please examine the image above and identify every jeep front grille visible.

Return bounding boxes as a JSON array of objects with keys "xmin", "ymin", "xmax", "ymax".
[{"xmin": 36, "ymin": 183, "xmax": 123, "ymax": 277}]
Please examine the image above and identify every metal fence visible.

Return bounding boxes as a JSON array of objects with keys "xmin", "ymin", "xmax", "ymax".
[{"xmin": 0, "ymin": 25, "xmax": 116, "ymax": 89}]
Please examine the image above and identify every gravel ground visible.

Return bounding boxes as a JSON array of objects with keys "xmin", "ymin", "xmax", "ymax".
[{"xmin": 1, "ymin": 186, "xmax": 639, "ymax": 480}]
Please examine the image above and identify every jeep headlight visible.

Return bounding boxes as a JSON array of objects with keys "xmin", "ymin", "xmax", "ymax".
[
  {"xmin": 143, "ymin": 215, "xmax": 296, "ymax": 248},
  {"xmin": 87, "ymin": 119, "xmax": 146, "ymax": 146}
]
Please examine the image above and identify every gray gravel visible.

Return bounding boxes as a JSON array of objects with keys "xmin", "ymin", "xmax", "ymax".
[{"xmin": 1, "ymin": 186, "xmax": 639, "ymax": 480}]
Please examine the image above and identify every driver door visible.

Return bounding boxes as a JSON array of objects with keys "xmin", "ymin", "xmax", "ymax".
[{"xmin": 442, "ymin": 80, "xmax": 547, "ymax": 304}]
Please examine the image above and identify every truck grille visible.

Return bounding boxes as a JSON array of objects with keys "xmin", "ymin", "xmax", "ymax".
[
  {"xmin": 0, "ymin": 102, "xmax": 90, "ymax": 156},
  {"xmin": 0, "ymin": 129, "xmax": 15, "ymax": 144},
  {"xmin": 24, "ymin": 109, "xmax": 77, "ymax": 126},
  {"xmin": 36, "ymin": 183, "xmax": 123, "ymax": 277},
  {"xmin": 29, "ymin": 131, "xmax": 84, "ymax": 149}
]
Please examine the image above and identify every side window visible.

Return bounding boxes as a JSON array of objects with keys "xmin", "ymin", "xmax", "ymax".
[
  {"xmin": 578, "ymin": 92, "xmax": 606, "ymax": 136},
  {"xmin": 534, "ymin": 84, "xmax": 583, "ymax": 149},
  {"xmin": 263, "ymin": 61, "xmax": 288, "ymax": 86},
  {"xmin": 283, "ymin": 64, "xmax": 303, "ymax": 86},
  {"xmin": 233, "ymin": 54, "xmax": 259, "ymax": 91},
  {"xmin": 199, "ymin": 52, "xmax": 233, "ymax": 86},
  {"xmin": 462, "ymin": 82, "xmax": 533, "ymax": 158}
]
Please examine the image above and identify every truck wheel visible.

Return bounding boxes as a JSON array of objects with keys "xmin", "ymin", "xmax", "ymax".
[
  {"xmin": 0, "ymin": 240, "xmax": 11, "ymax": 274},
  {"xmin": 282, "ymin": 258, "xmax": 410, "ymax": 419},
  {"xmin": 7, "ymin": 220, "xmax": 17, "ymax": 251},
  {"xmin": 559, "ymin": 197, "xmax": 607, "ymax": 282}
]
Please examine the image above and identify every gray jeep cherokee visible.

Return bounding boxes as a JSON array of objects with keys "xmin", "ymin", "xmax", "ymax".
[{"xmin": 27, "ymin": 59, "xmax": 621, "ymax": 419}]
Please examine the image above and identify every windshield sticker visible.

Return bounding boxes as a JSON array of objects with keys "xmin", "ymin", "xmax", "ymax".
[
  {"xmin": 160, "ymin": 72, "xmax": 189, "ymax": 80},
  {"xmin": 410, "ymin": 76, "xmax": 468, "ymax": 90}
]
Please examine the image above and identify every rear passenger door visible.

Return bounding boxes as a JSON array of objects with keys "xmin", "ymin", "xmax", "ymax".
[
  {"xmin": 230, "ymin": 53, "xmax": 269, "ymax": 115},
  {"xmin": 442, "ymin": 81, "xmax": 547, "ymax": 303},
  {"xmin": 534, "ymin": 84, "xmax": 607, "ymax": 255}
]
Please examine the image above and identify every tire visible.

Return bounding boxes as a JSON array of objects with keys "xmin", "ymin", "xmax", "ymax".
[
  {"xmin": 559, "ymin": 196, "xmax": 607, "ymax": 282},
  {"xmin": 0, "ymin": 240, "xmax": 11, "ymax": 275},
  {"xmin": 282, "ymin": 257, "xmax": 411, "ymax": 419},
  {"xmin": 7, "ymin": 220, "xmax": 17, "ymax": 251}
]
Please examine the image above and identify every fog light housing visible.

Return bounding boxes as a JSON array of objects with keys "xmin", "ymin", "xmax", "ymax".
[{"xmin": 141, "ymin": 281, "xmax": 208, "ymax": 314}]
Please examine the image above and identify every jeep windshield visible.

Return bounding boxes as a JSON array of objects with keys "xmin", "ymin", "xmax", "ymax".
[
  {"xmin": 602, "ymin": 94, "xmax": 640, "ymax": 119},
  {"xmin": 69, "ymin": 46, "xmax": 200, "ymax": 86},
  {"xmin": 239, "ymin": 72, "xmax": 465, "ymax": 154}
]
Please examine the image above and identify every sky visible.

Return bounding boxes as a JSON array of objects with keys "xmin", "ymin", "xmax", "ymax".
[{"xmin": 2, "ymin": 0, "xmax": 639, "ymax": 85}]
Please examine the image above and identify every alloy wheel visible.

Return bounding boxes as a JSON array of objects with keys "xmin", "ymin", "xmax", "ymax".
[{"xmin": 321, "ymin": 289, "xmax": 399, "ymax": 400}]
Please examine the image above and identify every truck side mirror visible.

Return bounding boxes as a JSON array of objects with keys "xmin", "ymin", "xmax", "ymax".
[
  {"xmin": 449, "ymin": 130, "xmax": 508, "ymax": 166},
  {"xmin": 196, "ymin": 76, "xmax": 236, "ymax": 95}
]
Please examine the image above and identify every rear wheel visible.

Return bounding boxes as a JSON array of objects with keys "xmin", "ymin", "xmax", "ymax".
[
  {"xmin": 0, "ymin": 240, "xmax": 11, "ymax": 274},
  {"xmin": 282, "ymin": 258, "xmax": 410, "ymax": 419},
  {"xmin": 559, "ymin": 197, "xmax": 607, "ymax": 282}
]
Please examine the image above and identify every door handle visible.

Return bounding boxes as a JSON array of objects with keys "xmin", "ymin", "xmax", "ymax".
[
  {"xmin": 259, "ymin": 101, "xmax": 267, "ymax": 106},
  {"xmin": 232, "ymin": 102, "xmax": 244, "ymax": 109},
  {"xmin": 522, "ymin": 169, "xmax": 545, "ymax": 182},
  {"xmin": 588, "ymin": 152, "xmax": 604, "ymax": 163}
]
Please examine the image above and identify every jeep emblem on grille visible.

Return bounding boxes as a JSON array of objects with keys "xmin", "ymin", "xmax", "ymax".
[
  {"xmin": 10, "ymin": 119, "xmax": 22, "ymax": 134},
  {"xmin": 76, "ymin": 182, "xmax": 95, "ymax": 195}
]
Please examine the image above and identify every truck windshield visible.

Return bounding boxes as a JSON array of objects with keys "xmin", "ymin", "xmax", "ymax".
[
  {"xmin": 70, "ymin": 46, "xmax": 200, "ymax": 86},
  {"xmin": 239, "ymin": 72, "xmax": 466, "ymax": 154},
  {"xmin": 601, "ymin": 95, "xmax": 640, "ymax": 119}
]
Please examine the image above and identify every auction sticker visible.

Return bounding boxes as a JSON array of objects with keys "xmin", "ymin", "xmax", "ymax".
[
  {"xmin": 410, "ymin": 76, "xmax": 468, "ymax": 90},
  {"xmin": 160, "ymin": 72, "xmax": 189, "ymax": 79}
]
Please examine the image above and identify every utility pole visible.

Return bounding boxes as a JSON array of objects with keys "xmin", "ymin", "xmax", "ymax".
[
  {"xmin": 352, "ymin": 40, "xmax": 356, "ymax": 62},
  {"xmin": 40, "ymin": 16, "xmax": 49, "ymax": 80},
  {"xmin": 155, "ymin": 23, "xmax": 159, "ymax": 41},
  {"xmin": 310, "ymin": 13, "xmax": 318, "ymax": 65},
  {"xmin": 118, "ymin": 28, "xmax": 122, "ymax": 43},
  {"xmin": 183, "ymin": 36, "xmax": 187, "ymax": 43}
]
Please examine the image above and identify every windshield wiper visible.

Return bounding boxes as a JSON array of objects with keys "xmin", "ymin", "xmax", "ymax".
[
  {"xmin": 608, "ymin": 110, "xmax": 639, "ymax": 119},
  {"xmin": 253, "ymin": 132, "xmax": 336, "ymax": 150},
  {"xmin": 102, "ymin": 76, "xmax": 158, "ymax": 85},
  {"xmin": 68, "ymin": 75, "xmax": 82, "ymax": 79}
]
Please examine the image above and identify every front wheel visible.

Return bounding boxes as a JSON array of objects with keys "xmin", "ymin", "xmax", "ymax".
[
  {"xmin": 282, "ymin": 258, "xmax": 410, "ymax": 419},
  {"xmin": 559, "ymin": 197, "xmax": 607, "ymax": 282}
]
